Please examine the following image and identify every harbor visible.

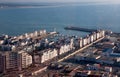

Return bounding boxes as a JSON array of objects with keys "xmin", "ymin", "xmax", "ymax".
[
  {"xmin": 0, "ymin": 26, "xmax": 105, "ymax": 77},
  {"xmin": 1, "ymin": 26, "xmax": 120, "ymax": 77}
]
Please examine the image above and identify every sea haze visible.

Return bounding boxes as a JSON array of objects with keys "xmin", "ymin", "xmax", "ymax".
[{"xmin": 0, "ymin": 3, "xmax": 120, "ymax": 36}]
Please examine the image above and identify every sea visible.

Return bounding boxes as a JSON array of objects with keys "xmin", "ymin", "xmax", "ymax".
[{"xmin": 0, "ymin": 3, "xmax": 120, "ymax": 37}]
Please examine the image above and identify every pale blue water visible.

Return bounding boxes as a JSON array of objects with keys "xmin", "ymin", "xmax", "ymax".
[{"xmin": 0, "ymin": 4, "xmax": 120, "ymax": 36}]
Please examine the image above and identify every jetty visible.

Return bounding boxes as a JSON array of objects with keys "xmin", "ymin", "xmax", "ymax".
[{"xmin": 64, "ymin": 26, "xmax": 97, "ymax": 33}]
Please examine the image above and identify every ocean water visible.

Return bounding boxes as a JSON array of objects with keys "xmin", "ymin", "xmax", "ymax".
[{"xmin": 0, "ymin": 4, "xmax": 120, "ymax": 36}]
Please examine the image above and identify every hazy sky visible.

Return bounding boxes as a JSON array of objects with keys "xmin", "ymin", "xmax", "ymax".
[{"xmin": 0, "ymin": 0, "xmax": 120, "ymax": 3}]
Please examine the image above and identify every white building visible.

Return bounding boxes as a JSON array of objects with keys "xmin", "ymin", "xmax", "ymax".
[
  {"xmin": 19, "ymin": 51, "xmax": 32, "ymax": 68},
  {"xmin": 83, "ymin": 38, "xmax": 88, "ymax": 46},
  {"xmin": 96, "ymin": 32, "xmax": 100, "ymax": 39},
  {"xmin": 59, "ymin": 44, "xmax": 72, "ymax": 55},
  {"xmin": 59, "ymin": 46, "xmax": 64, "ymax": 55},
  {"xmin": 101, "ymin": 30, "xmax": 105, "ymax": 37},
  {"xmin": 41, "ymin": 49, "xmax": 57, "ymax": 63},
  {"xmin": 34, "ymin": 31, "xmax": 38, "ymax": 36},
  {"xmin": 93, "ymin": 32, "xmax": 97, "ymax": 41},
  {"xmin": 79, "ymin": 38, "xmax": 83, "ymax": 48},
  {"xmin": 70, "ymin": 38, "xmax": 74, "ymax": 49},
  {"xmin": 87, "ymin": 36, "xmax": 91, "ymax": 44},
  {"xmin": 0, "ymin": 40, "xmax": 4, "ymax": 44},
  {"xmin": 39, "ymin": 30, "xmax": 46, "ymax": 35},
  {"xmin": 25, "ymin": 33, "xmax": 29, "ymax": 38},
  {"xmin": 90, "ymin": 35, "xmax": 94, "ymax": 43}
]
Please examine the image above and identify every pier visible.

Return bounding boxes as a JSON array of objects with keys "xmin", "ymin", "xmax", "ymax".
[{"xmin": 64, "ymin": 26, "xmax": 97, "ymax": 33}]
